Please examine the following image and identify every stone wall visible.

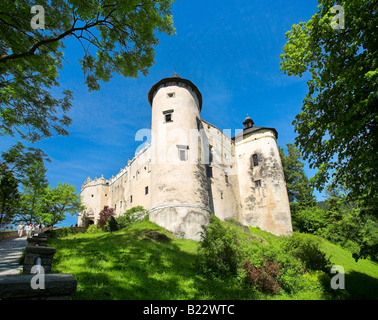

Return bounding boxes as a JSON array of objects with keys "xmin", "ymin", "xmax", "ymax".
[{"xmin": 0, "ymin": 231, "xmax": 19, "ymax": 242}]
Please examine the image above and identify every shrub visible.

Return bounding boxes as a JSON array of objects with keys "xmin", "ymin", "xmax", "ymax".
[
  {"xmin": 86, "ymin": 224, "xmax": 102, "ymax": 234},
  {"xmin": 293, "ymin": 207, "xmax": 328, "ymax": 234},
  {"xmin": 116, "ymin": 206, "xmax": 148, "ymax": 229},
  {"xmin": 244, "ymin": 257, "xmax": 281, "ymax": 295},
  {"xmin": 284, "ymin": 233, "xmax": 332, "ymax": 272},
  {"xmin": 116, "ymin": 215, "xmax": 131, "ymax": 229},
  {"xmin": 197, "ymin": 214, "xmax": 241, "ymax": 278},
  {"xmin": 104, "ymin": 216, "xmax": 119, "ymax": 232},
  {"xmin": 98, "ymin": 206, "xmax": 115, "ymax": 229}
]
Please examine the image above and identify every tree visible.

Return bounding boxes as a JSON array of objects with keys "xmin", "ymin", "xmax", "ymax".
[
  {"xmin": 0, "ymin": 166, "xmax": 19, "ymax": 227},
  {"xmin": 279, "ymin": 143, "xmax": 316, "ymax": 211},
  {"xmin": 0, "ymin": 143, "xmax": 48, "ymax": 224},
  {"xmin": 280, "ymin": 0, "xmax": 377, "ymax": 216},
  {"xmin": 41, "ymin": 183, "xmax": 85, "ymax": 227},
  {"xmin": 98, "ymin": 206, "xmax": 115, "ymax": 229},
  {"xmin": 1, "ymin": 0, "xmax": 175, "ymax": 142},
  {"xmin": 18, "ymin": 159, "xmax": 49, "ymax": 224}
]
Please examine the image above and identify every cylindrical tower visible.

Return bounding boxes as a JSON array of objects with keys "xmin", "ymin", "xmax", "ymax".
[
  {"xmin": 147, "ymin": 73, "xmax": 211, "ymax": 240},
  {"xmin": 234, "ymin": 115, "xmax": 292, "ymax": 236}
]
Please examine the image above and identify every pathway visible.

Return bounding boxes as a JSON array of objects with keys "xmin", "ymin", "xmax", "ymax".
[{"xmin": 0, "ymin": 236, "xmax": 27, "ymax": 275}]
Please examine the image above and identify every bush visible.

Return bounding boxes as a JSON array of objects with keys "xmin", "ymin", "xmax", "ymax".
[
  {"xmin": 244, "ymin": 257, "xmax": 281, "ymax": 295},
  {"xmin": 197, "ymin": 214, "xmax": 241, "ymax": 278},
  {"xmin": 284, "ymin": 233, "xmax": 332, "ymax": 272},
  {"xmin": 98, "ymin": 206, "xmax": 115, "ymax": 229},
  {"xmin": 104, "ymin": 216, "xmax": 119, "ymax": 232},
  {"xmin": 86, "ymin": 224, "xmax": 102, "ymax": 234},
  {"xmin": 293, "ymin": 207, "xmax": 328, "ymax": 234},
  {"xmin": 116, "ymin": 206, "xmax": 148, "ymax": 229}
]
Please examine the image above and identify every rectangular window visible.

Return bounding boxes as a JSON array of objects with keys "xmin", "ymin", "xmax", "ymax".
[
  {"xmin": 255, "ymin": 180, "xmax": 261, "ymax": 188},
  {"xmin": 120, "ymin": 201, "xmax": 122, "ymax": 208},
  {"xmin": 180, "ymin": 149, "xmax": 186, "ymax": 161},
  {"xmin": 206, "ymin": 166, "xmax": 213, "ymax": 178},
  {"xmin": 165, "ymin": 113, "xmax": 172, "ymax": 122},
  {"xmin": 177, "ymin": 145, "xmax": 189, "ymax": 161},
  {"xmin": 225, "ymin": 174, "xmax": 229, "ymax": 184},
  {"xmin": 145, "ymin": 186, "xmax": 149, "ymax": 195},
  {"xmin": 208, "ymin": 145, "xmax": 213, "ymax": 164},
  {"xmin": 252, "ymin": 154, "xmax": 259, "ymax": 167},
  {"xmin": 130, "ymin": 195, "xmax": 133, "ymax": 203}
]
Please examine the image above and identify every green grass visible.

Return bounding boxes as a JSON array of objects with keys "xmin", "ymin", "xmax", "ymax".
[{"xmin": 48, "ymin": 221, "xmax": 378, "ymax": 300}]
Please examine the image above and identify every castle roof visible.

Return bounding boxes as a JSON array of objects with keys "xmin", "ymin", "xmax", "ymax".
[
  {"xmin": 232, "ymin": 126, "xmax": 278, "ymax": 141},
  {"xmin": 148, "ymin": 73, "xmax": 203, "ymax": 111}
]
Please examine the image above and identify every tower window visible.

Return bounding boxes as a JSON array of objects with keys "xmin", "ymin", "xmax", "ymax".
[
  {"xmin": 145, "ymin": 186, "xmax": 149, "ymax": 195},
  {"xmin": 177, "ymin": 145, "xmax": 189, "ymax": 161},
  {"xmin": 167, "ymin": 92, "xmax": 175, "ymax": 98},
  {"xmin": 255, "ymin": 180, "xmax": 261, "ymax": 188},
  {"xmin": 120, "ymin": 201, "xmax": 122, "ymax": 208},
  {"xmin": 252, "ymin": 154, "xmax": 259, "ymax": 167},
  {"xmin": 225, "ymin": 174, "xmax": 229, "ymax": 184},
  {"xmin": 115, "ymin": 204, "xmax": 116, "ymax": 210},
  {"xmin": 206, "ymin": 166, "xmax": 213, "ymax": 178},
  {"xmin": 179, "ymin": 149, "xmax": 187, "ymax": 161},
  {"xmin": 165, "ymin": 113, "xmax": 172, "ymax": 122},
  {"xmin": 130, "ymin": 195, "xmax": 133, "ymax": 203}
]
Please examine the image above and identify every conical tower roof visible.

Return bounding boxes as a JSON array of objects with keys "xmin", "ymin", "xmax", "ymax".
[{"xmin": 148, "ymin": 72, "xmax": 203, "ymax": 111}]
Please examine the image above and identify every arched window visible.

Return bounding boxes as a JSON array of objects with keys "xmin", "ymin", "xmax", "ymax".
[{"xmin": 252, "ymin": 154, "xmax": 259, "ymax": 167}]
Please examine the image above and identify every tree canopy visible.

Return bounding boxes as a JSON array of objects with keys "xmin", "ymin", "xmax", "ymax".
[
  {"xmin": 279, "ymin": 143, "xmax": 316, "ymax": 211},
  {"xmin": 0, "ymin": 0, "xmax": 175, "ymax": 141},
  {"xmin": 280, "ymin": 0, "xmax": 377, "ymax": 215}
]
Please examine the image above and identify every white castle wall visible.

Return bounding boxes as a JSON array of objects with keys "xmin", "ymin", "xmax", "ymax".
[{"xmin": 235, "ymin": 129, "xmax": 292, "ymax": 236}]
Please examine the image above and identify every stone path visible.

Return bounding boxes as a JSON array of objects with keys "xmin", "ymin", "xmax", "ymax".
[{"xmin": 0, "ymin": 236, "xmax": 27, "ymax": 275}]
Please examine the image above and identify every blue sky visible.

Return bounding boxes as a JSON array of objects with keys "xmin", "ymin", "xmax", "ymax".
[{"xmin": 1, "ymin": 0, "xmax": 323, "ymax": 227}]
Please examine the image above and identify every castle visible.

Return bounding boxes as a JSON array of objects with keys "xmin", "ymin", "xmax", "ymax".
[{"xmin": 77, "ymin": 73, "xmax": 293, "ymax": 240}]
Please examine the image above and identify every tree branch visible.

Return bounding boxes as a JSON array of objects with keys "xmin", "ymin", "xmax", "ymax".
[{"xmin": 0, "ymin": 8, "xmax": 117, "ymax": 64}]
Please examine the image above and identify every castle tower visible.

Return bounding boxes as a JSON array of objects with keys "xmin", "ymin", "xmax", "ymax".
[
  {"xmin": 233, "ymin": 115, "xmax": 292, "ymax": 236},
  {"xmin": 147, "ymin": 73, "xmax": 211, "ymax": 240}
]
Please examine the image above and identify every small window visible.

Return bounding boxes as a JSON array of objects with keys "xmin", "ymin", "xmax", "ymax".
[
  {"xmin": 225, "ymin": 174, "xmax": 229, "ymax": 184},
  {"xmin": 105, "ymin": 194, "xmax": 107, "ymax": 197},
  {"xmin": 114, "ymin": 204, "xmax": 116, "ymax": 210},
  {"xmin": 255, "ymin": 180, "xmax": 261, "ymax": 188},
  {"xmin": 145, "ymin": 186, "xmax": 149, "ymax": 195},
  {"xmin": 130, "ymin": 195, "xmax": 133, "ymax": 203},
  {"xmin": 180, "ymin": 149, "xmax": 187, "ymax": 161},
  {"xmin": 252, "ymin": 154, "xmax": 259, "ymax": 167},
  {"xmin": 177, "ymin": 145, "xmax": 189, "ymax": 161},
  {"xmin": 120, "ymin": 201, "xmax": 122, "ymax": 208},
  {"xmin": 91, "ymin": 194, "xmax": 94, "ymax": 197},
  {"xmin": 165, "ymin": 114, "xmax": 172, "ymax": 122},
  {"xmin": 167, "ymin": 92, "xmax": 175, "ymax": 98},
  {"xmin": 220, "ymin": 192, "xmax": 223, "ymax": 199},
  {"xmin": 206, "ymin": 166, "xmax": 213, "ymax": 178}
]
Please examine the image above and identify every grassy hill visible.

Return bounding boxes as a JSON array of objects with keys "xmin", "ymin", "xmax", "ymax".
[{"xmin": 48, "ymin": 220, "xmax": 378, "ymax": 300}]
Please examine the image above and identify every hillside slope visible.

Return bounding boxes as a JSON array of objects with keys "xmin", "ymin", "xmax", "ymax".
[{"xmin": 49, "ymin": 221, "xmax": 378, "ymax": 300}]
